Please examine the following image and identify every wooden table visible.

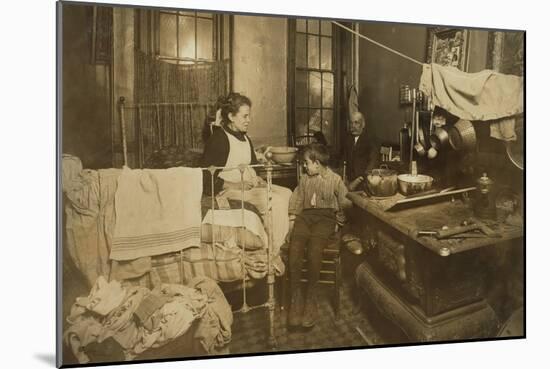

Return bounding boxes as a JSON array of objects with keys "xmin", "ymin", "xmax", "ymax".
[
  {"xmin": 256, "ymin": 162, "xmax": 299, "ymax": 190},
  {"xmin": 348, "ymin": 191, "xmax": 523, "ymax": 342}
]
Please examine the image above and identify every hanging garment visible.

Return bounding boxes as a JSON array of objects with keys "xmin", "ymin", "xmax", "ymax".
[
  {"xmin": 419, "ymin": 63, "xmax": 523, "ymax": 141},
  {"xmin": 348, "ymin": 84, "xmax": 359, "ymax": 129},
  {"xmin": 111, "ymin": 167, "xmax": 202, "ymax": 260},
  {"xmin": 488, "ymin": 116, "xmax": 520, "ymax": 141},
  {"xmin": 63, "ymin": 168, "xmax": 120, "ymax": 286}
]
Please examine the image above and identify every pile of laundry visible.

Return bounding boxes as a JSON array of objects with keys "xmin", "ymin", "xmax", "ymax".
[{"xmin": 64, "ymin": 275, "xmax": 232, "ymax": 364}]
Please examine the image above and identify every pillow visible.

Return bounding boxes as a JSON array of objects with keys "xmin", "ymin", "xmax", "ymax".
[{"xmin": 200, "ymin": 224, "xmax": 264, "ymax": 250}]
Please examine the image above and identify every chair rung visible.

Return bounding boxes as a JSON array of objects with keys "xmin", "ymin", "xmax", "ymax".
[
  {"xmin": 299, "ymin": 260, "xmax": 337, "ymax": 265},
  {"xmin": 300, "ymin": 269, "xmax": 335, "ymax": 274},
  {"xmin": 299, "ymin": 279, "xmax": 335, "ymax": 285},
  {"xmin": 302, "ymin": 269, "xmax": 336, "ymax": 275}
]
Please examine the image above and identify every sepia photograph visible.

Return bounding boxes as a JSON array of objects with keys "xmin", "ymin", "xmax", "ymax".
[{"xmin": 56, "ymin": 0, "xmax": 525, "ymax": 366}]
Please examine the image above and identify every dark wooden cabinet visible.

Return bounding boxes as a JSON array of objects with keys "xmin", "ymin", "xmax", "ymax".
[{"xmin": 349, "ymin": 192, "xmax": 523, "ymax": 342}]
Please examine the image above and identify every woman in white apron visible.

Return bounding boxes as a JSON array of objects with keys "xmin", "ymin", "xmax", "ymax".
[{"xmin": 201, "ymin": 92, "xmax": 291, "ymax": 254}]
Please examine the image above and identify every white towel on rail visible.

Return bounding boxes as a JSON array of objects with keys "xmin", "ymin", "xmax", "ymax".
[{"xmin": 111, "ymin": 167, "xmax": 202, "ymax": 261}]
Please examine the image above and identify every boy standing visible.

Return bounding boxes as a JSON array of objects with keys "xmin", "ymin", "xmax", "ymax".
[{"xmin": 287, "ymin": 143, "xmax": 351, "ymax": 329}]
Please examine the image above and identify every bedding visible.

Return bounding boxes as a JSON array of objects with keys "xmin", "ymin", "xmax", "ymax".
[
  {"xmin": 62, "ymin": 157, "xmax": 282, "ymax": 288},
  {"xmin": 121, "ymin": 243, "xmax": 284, "ymax": 289},
  {"xmin": 200, "ymin": 196, "xmax": 266, "ymax": 250}
]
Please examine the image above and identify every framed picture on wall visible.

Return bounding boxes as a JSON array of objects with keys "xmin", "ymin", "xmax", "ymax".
[{"xmin": 426, "ymin": 27, "xmax": 470, "ymax": 71}]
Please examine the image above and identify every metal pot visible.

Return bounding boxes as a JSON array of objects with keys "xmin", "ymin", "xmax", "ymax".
[
  {"xmin": 449, "ymin": 119, "xmax": 477, "ymax": 151},
  {"xmin": 429, "ymin": 126, "xmax": 449, "ymax": 150},
  {"xmin": 364, "ymin": 164, "xmax": 398, "ymax": 197}
]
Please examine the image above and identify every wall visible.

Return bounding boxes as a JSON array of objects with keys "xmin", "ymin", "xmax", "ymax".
[
  {"xmin": 468, "ymin": 30, "xmax": 489, "ymax": 72},
  {"xmin": 358, "ymin": 22, "xmax": 428, "ymax": 146},
  {"xmin": 62, "ymin": 3, "xmax": 112, "ymax": 169},
  {"xmin": 232, "ymin": 15, "xmax": 288, "ymax": 148}
]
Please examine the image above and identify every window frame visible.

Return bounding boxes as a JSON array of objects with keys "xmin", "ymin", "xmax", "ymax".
[
  {"xmin": 287, "ymin": 18, "xmax": 344, "ymax": 152},
  {"xmin": 135, "ymin": 9, "xmax": 232, "ymax": 68}
]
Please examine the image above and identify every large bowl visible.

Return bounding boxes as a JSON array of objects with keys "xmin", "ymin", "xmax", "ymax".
[
  {"xmin": 397, "ymin": 174, "xmax": 434, "ymax": 196},
  {"xmin": 268, "ymin": 146, "xmax": 298, "ymax": 164}
]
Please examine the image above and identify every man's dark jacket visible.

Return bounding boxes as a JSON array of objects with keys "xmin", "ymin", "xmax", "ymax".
[{"xmin": 343, "ymin": 131, "xmax": 379, "ymax": 182}]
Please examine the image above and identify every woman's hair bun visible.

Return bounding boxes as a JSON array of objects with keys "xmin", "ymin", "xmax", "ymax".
[{"xmin": 218, "ymin": 92, "xmax": 252, "ymax": 125}]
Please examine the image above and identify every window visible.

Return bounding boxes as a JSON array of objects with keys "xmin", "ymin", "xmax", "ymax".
[
  {"xmin": 136, "ymin": 9, "xmax": 231, "ymax": 65},
  {"xmin": 158, "ymin": 11, "xmax": 222, "ymax": 64},
  {"xmin": 290, "ymin": 19, "xmax": 336, "ymax": 146}
]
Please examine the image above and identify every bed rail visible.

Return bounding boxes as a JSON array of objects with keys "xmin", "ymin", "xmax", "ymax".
[{"xmin": 119, "ymin": 98, "xmax": 280, "ymax": 348}]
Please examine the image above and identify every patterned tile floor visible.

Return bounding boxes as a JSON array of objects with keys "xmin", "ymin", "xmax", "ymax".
[{"xmin": 227, "ymin": 280, "xmax": 391, "ymax": 355}]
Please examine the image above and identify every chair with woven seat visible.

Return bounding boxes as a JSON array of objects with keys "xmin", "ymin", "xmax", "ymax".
[{"xmin": 279, "ymin": 231, "xmax": 342, "ymax": 320}]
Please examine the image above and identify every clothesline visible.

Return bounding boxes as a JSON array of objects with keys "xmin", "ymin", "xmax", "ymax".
[{"xmin": 331, "ymin": 21, "xmax": 425, "ymax": 67}]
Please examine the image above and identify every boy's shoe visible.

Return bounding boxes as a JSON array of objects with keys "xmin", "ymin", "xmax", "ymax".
[
  {"xmin": 302, "ymin": 293, "xmax": 318, "ymax": 328},
  {"xmin": 343, "ymin": 233, "xmax": 363, "ymax": 255}
]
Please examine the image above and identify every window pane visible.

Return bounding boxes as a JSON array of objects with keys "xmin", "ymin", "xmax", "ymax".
[
  {"xmin": 309, "ymin": 71, "xmax": 321, "ymax": 107},
  {"xmin": 321, "ymin": 36, "xmax": 332, "ymax": 69},
  {"xmin": 295, "ymin": 109, "xmax": 309, "ymax": 137},
  {"xmin": 322, "ymin": 109, "xmax": 334, "ymax": 145},
  {"xmin": 307, "ymin": 35, "xmax": 319, "ymax": 69},
  {"xmin": 307, "ymin": 19, "xmax": 319, "ymax": 34},
  {"xmin": 295, "ymin": 70, "xmax": 308, "ymax": 108},
  {"xmin": 309, "ymin": 109, "xmax": 322, "ymax": 132},
  {"xmin": 178, "ymin": 15, "xmax": 196, "ymax": 59},
  {"xmin": 296, "ymin": 19, "xmax": 306, "ymax": 33},
  {"xmin": 322, "ymin": 73, "xmax": 334, "ymax": 108},
  {"xmin": 321, "ymin": 20, "xmax": 332, "ymax": 36},
  {"xmin": 296, "ymin": 33, "xmax": 306, "ymax": 68},
  {"xmin": 178, "ymin": 11, "xmax": 195, "ymax": 16},
  {"xmin": 160, "ymin": 13, "xmax": 177, "ymax": 57},
  {"xmin": 197, "ymin": 18, "xmax": 213, "ymax": 60}
]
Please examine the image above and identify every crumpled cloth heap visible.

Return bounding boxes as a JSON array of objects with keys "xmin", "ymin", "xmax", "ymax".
[
  {"xmin": 64, "ymin": 276, "xmax": 232, "ymax": 363},
  {"xmin": 419, "ymin": 63, "xmax": 523, "ymax": 141}
]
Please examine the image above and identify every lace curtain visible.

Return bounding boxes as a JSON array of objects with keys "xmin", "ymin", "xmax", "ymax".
[{"xmin": 132, "ymin": 51, "xmax": 229, "ymax": 166}]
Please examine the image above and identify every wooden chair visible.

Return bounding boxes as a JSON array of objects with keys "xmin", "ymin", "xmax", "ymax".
[
  {"xmin": 279, "ymin": 231, "xmax": 342, "ymax": 320},
  {"xmin": 380, "ymin": 145, "xmax": 393, "ymax": 162}
]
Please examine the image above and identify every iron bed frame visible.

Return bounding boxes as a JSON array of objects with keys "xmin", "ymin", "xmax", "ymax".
[{"xmin": 118, "ymin": 96, "xmax": 280, "ymax": 348}]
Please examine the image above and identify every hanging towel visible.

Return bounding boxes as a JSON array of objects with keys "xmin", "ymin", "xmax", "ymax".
[
  {"xmin": 63, "ymin": 168, "xmax": 120, "ymax": 286},
  {"xmin": 111, "ymin": 167, "xmax": 202, "ymax": 261},
  {"xmin": 419, "ymin": 63, "xmax": 523, "ymax": 141},
  {"xmin": 348, "ymin": 84, "xmax": 359, "ymax": 128},
  {"xmin": 488, "ymin": 115, "xmax": 520, "ymax": 142}
]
